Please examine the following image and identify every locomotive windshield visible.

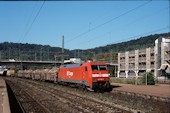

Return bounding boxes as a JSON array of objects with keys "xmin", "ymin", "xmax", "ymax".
[{"xmin": 91, "ymin": 65, "xmax": 107, "ymax": 71}]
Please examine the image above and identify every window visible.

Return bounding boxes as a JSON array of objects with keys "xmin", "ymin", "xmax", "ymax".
[
  {"xmin": 91, "ymin": 65, "xmax": 98, "ymax": 70},
  {"xmin": 85, "ymin": 67, "xmax": 88, "ymax": 71},
  {"xmin": 91, "ymin": 65, "xmax": 107, "ymax": 70},
  {"xmin": 99, "ymin": 65, "xmax": 107, "ymax": 70}
]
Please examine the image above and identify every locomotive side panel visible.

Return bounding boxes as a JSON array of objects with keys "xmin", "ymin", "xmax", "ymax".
[{"xmin": 58, "ymin": 66, "xmax": 88, "ymax": 86}]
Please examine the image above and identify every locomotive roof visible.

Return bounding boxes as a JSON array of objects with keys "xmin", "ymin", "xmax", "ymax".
[
  {"xmin": 61, "ymin": 63, "xmax": 82, "ymax": 68},
  {"xmin": 61, "ymin": 62, "xmax": 107, "ymax": 68}
]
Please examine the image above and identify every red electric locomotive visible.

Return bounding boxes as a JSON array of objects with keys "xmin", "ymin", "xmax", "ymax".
[{"xmin": 58, "ymin": 61, "xmax": 112, "ymax": 92}]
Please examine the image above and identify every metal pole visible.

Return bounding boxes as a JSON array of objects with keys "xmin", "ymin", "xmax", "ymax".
[
  {"xmin": 93, "ymin": 52, "xmax": 95, "ymax": 61},
  {"xmin": 55, "ymin": 55, "xmax": 56, "ymax": 67},
  {"xmin": 18, "ymin": 48, "xmax": 20, "ymax": 61},
  {"xmin": 0, "ymin": 51, "xmax": 1, "ymax": 61},
  {"xmin": 110, "ymin": 49, "xmax": 113, "ymax": 64},
  {"xmin": 40, "ymin": 47, "xmax": 42, "ymax": 61},
  {"xmin": 146, "ymin": 73, "xmax": 147, "ymax": 85},
  {"xmin": 8, "ymin": 48, "xmax": 10, "ymax": 60},
  {"xmin": 62, "ymin": 35, "xmax": 64, "ymax": 65},
  {"xmin": 20, "ymin": 52, "xmax": 23, "ymax": 70},
  {"xmin": 18, "ymin": 44, "xmax": 21, "ymax": 61},
  {"xmin": 35, "ymin": 52, "xmax": 37, "ymax": 61},
  {"xmin": 48, "ymin": 48, "xmax": 49, "ymax": 61},
  {"xmin": 74, "ymin": 51, "xmax": 76, "ymax": 58},
  {"xmin": 78, "ymin": 50, "xmax": 80, "ymax": 58}
]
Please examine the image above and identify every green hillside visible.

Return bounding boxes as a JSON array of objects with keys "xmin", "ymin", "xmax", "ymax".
[
  {"xmin": 83, "ymin": 32, "xmax": 170, "ymax": 62},
  {"xmin": 0, "ymin": 32, "xmax": 169, "ymax": 62},
  {"xmin": 0, "ymin": 42, "xmax": 72, "ymax": 61},
  {"xmin": 88, "ymin": 32, "xmax": 170, "ymax": 54}
]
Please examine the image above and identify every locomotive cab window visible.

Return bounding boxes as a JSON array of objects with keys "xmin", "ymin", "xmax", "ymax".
[
  {"xmin": 91, "ymin": 65, "xmax": 107, "ymax": 70},
  {"xmin": 99, "ymin": 65, "xmax": 107, "ymax": 70},
  {"xmin": 91, "ymin": 65, "xmax": 98, "ymax": 70}
]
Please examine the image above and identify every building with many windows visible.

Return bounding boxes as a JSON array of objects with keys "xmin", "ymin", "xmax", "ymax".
[{"xmin": 117, "ymin": 37, "xmax": 170, "ymax": 79}]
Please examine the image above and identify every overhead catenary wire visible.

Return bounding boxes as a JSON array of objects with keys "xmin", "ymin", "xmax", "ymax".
[
  {"xmin": 18, "ymin": 1, "xmax": 38, "ymax": 43},
  {"xmin": 17, "ymin": 1, "xmax": 45, "ymax": 61},
  {"xmin": 66, "ymin": 6, "xmax": 168, "ymax": 49},
  {"xmin": 21, "ymin": 1, "xmax": 45, "ymax": 43},
  {"xmin": 66, "ymin": 0, "xmax": 151, "ymax": 44},
  {"xmin": 70, "ymin": 26, "xmax": 169, "ymax": 50},
  {"xmin": 88, "ymin": 3, "xmax": 117, "ymax": 30},
  {"xmin": 18, "ymin": 1, "xmax": 37, "ymax": 43},
  {"xmin": 114, "ymin": 26, "xmax": 169, "ymax": 45},
  {"xmin": 15, "ymin": 2, "xmax": 38, "ymax": 60}
]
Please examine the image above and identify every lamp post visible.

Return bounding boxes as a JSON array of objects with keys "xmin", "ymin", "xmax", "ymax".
[{"xmin": 146, "ymin": 73, "xmax": 147, "ymax": 85}]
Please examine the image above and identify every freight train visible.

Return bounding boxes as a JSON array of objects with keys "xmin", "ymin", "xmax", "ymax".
[{"xmin": 17, "ymin": 61, "xmax": 112, "ymax": 92}]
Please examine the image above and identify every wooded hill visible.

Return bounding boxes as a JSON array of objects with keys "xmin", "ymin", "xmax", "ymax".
[
  {"xmin": 0, "ymin": 32, "xmax": 169, "ymax": 62},
  {"xmin": 78, "ymin": 32, "xmax": 170, "ymax": 62},
  {"xmin": 88, "ymin": 32, "xmax": 170, "ymax": 53}
]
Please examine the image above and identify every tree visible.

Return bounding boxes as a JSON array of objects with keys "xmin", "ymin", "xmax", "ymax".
[{"xmin": 142, "ymin": 72, "xmax": 155, "ymax": 85}]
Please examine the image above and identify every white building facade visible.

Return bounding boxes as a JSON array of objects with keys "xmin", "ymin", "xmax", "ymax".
[{"xmin": 117, "ymin": 37, "xmax": 170, "ymax": 79}]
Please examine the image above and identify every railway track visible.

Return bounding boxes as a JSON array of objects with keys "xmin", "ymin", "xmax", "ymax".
[
  {"xmin": 5, "ymin": 79, "xmax": 51, "ymax": 113},
  {"xmin": 5, "ymin": 77, "xmax": 132, "ymax": 113},
  {"xmin": 23, "ymin": 80, "xmax": 130, "ymax": 113}
]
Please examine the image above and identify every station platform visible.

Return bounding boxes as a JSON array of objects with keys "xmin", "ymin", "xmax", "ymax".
[
  {"xmin": 112, "ymin": 83, "xmax": 170, "ymax": 98},
  {"xmin": 0, "ymin": 77, "xmax": 11, "ymax": 113}
]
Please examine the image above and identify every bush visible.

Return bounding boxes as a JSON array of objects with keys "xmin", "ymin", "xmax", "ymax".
[
  {"xmin": 142, "ymin": 72, "xmax": 155, "ymax": 85},
  {"xmin": 108, "ymin": 67, "xmax": 115, "ymax": 77},
  {"xmin": 110, "ymin": 77, "xmax": 143, "ymax": 85}
]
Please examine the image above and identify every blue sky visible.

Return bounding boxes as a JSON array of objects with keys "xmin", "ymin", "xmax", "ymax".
[{"xmin": 0, "ymin": 1, "xmax": 169, "ymax": 50}]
